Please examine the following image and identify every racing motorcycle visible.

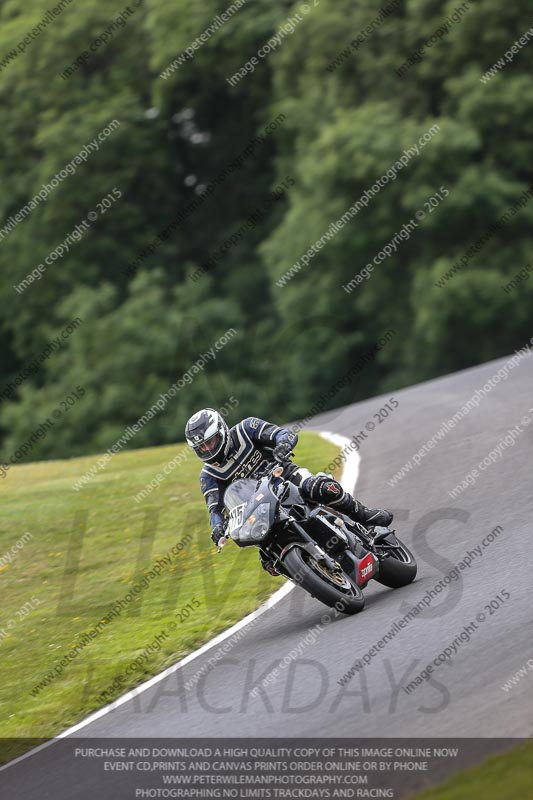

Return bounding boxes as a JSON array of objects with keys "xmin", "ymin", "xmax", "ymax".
[{"xmin": 218, "ymin": 457, "xmax": 417, "ymax": 615}]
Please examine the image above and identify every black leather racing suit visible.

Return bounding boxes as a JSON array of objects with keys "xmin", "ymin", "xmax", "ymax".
[{"xmin": 199, "ymin": 418, "xmax": 392, "ymax": 568}]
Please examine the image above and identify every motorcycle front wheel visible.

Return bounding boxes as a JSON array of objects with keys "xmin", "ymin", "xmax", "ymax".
[{"xmin": 283, "ymin": 546, "xmax": 365, "ymax": 615}]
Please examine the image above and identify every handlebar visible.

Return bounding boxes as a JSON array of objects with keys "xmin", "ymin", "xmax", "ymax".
[
  {"xmin": 272, "ymin": 450, "xmax": 294, "ymax": 465},
  {"xmin": 215, "ymin": 453, "xmax": 294, "ymax": 553}
]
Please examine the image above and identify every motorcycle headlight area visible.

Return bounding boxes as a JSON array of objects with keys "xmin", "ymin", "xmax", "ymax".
[{"xmin": 240, "ymin": 503, "xmax": 270, "ymax": 541}]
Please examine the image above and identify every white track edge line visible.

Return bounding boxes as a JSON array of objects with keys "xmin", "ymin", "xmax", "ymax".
[{"xmin": 1, "ymin": 430, "xmax": 359, "ymax": 771}]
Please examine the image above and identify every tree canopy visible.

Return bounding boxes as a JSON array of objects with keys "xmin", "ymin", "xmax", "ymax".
[{"xmin": 1, "ymin": 0, "xmax": 531, "ymax": 460}]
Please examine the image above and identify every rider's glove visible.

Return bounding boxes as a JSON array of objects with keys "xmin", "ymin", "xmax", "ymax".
[
  {"xmin": 272, "ymin": 441, "xmax": 293, "ymax": 462},
  {"xmin": 211, "ymin": 523, "xmax": 226, "ymax": 545}
]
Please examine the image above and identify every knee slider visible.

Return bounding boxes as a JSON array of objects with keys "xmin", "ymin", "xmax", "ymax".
[{"xmin": 307, "ymin": 475, "xmax": 344, "ymax": 502}]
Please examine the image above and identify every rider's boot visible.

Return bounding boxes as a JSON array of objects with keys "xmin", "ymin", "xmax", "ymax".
[
  {"xmin": 302, "ymin": 475, "xmax": 393, "ymax": 528},
  {"xmin": 259, "ymin": 550, "xmax": 280, "ymax": 576}
]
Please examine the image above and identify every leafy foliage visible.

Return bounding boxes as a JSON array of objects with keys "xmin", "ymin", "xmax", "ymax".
[{"xmin": 0, "ymin": 0, "xmax": 531, "ymax": 459}]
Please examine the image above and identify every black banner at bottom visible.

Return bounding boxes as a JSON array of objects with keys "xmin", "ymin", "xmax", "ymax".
[{"xmin": 0, "ymin": 738, "xmax": 525, "ymax": 800}]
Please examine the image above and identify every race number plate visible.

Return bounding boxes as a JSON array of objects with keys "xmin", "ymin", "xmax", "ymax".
[{"xmin": 228, "ymin": 503, "xmax": 246, "ymax": 533}]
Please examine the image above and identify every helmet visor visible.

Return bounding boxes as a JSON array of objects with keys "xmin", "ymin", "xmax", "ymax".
[{"xmin": 198, "ymin": 433, "xmax": 222, "ymax": 455}]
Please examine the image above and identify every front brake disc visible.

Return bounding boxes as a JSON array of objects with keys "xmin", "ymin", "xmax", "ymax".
[{"xmin": 309, "ymin": 557, "xmax": 351, "ymax": 589}]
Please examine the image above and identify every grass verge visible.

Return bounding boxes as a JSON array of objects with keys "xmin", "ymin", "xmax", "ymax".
[
  {"xmin": 409, "ymin": 741, "xmax": 533, "ymax": 799},
  {"xmin": 0, "ymin": 432, "xmax": 338, "ymax": 761}
]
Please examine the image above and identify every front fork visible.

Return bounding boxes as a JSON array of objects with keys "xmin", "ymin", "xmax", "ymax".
[{"xmin": 275, "ymin": 519, "xmax": 342, "ymax": 576}]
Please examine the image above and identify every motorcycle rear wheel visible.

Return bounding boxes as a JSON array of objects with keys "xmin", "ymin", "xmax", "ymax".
[{"xmin": 374, "ymin": 534, "xmax": 417, "ymax": 588}]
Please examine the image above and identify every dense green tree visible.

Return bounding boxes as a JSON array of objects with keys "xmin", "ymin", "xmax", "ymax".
[{"xmin": 0, "ymin": 0, "xmax": 531, "ymax": 460}]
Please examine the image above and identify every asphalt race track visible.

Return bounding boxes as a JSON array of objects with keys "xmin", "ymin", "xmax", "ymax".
[{"xmin": 3, "ymin": 353, "xmax": 532, "ymax": 795}]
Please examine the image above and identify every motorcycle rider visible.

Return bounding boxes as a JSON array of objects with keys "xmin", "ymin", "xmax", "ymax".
[{"xmin": 185, "ymin": 408, "xmax": 393, "ymax": 574}]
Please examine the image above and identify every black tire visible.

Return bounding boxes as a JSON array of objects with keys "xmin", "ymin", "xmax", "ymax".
[
  {"xmin": 283, "ymin": 546, "xmax": 365, "ymax": 615},
  {"xmin": 375, "ymin": 534, "xmax": 417, "ymax": 588}
]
